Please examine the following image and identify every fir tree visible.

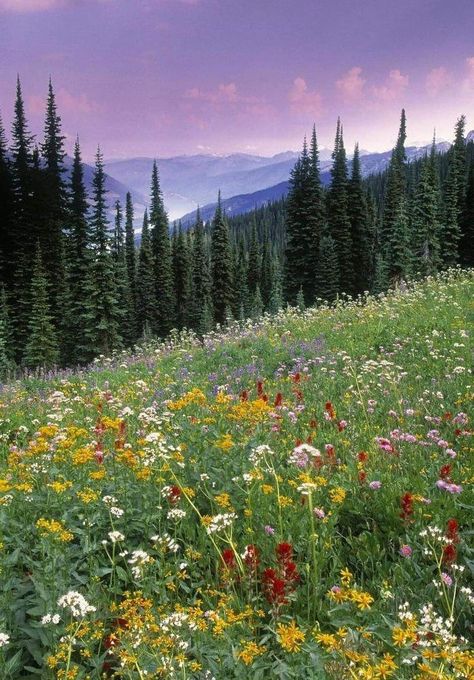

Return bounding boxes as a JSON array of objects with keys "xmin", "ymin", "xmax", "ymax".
[
  {"xmin": 234, "ymin": 238, "xmax": 249, "ymax": 320},
  {"xmin": 124, "ymin": 192, "xmax": 138, "ymax": 335},
  {"xmin": 0, "ymin": 284, "xmax": 15, "ymax": 376},
  {"xmin": 348, "ymin": 143, "xmax": 371, "ymax": 294},
  {"xmin": 296, "ymin": 286, "xmax": 305, "ymax": 311},
  {"xmin": 316, "ymin": 235, "xmax": 339, "ymax": 303},
  {"xmin": 327, "ymin": 119, "xmax": 353, "ymax": 293},
  {"xmin": 190, "ymin": 208, "xmax": 213, "ymax": 332},
  {"xmin": 442, "ymin": 116, "xmax": 466, "ymax": 267},
  {"xmin": 149, "ymin": 160, "xmax": 174, "ymax": 336},
  {"xmin": 382, "ymin": 109, "xmax": 408, "ymax": 281},
  {"xmin": 260, "ymin": 225, "xmax": 273, "ymax": 308},
  {"xmin": 211, "ymin": 192, "xmax": 234, "ymax": 325},
  {"xmin": 136, "ymin": 209, "xmax": 158, "ymax": 337},
  {"xmin": 247, "ymin": 220, "xmax": 261, "ymax": 295},
  {"xmin": 0, "ymin": 112, "xmax": 14, "ymax": 289},
  {"xmin": 112, "ymin": 200, "xmax": 133, "ymax": 344},
  {"xmin": 88, "ymin": 147, "xmax": 122, "ymax": 355},
  {"xmin": 268, "ymin": 258, "xmax": 284, "ymax": 314},
  {"xmin": 23, "ymin": 246, "xmax": 59, "ymax": 369},
  {"xmin": 460, "ymin": 160, "xmax": 474, "ymax": 266},
  {"xmin": 173, "ymin": 223, "xmax": 191, "ymax": 329},
  {"xmin": 411, "ymin": 156, "xmax": 441, "ymax": 277}
]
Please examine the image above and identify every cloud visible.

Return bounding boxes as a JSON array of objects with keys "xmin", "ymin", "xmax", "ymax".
[
  {"xmin": 0, "ymin": 0, "xmax": 63, "ymax": 11},
  {"xmin": 336, "ymin": 66, "xmax": 366, "ymax": 101},
  {"xmin": 425, "ymin": 67, "xmax": 451, "ymax": 96},
  {"xmin": 28, "ymin": 88, "xmax": 98, "ymax": 115},
  {"xmin": 185, "ymin": 82, "xmax": 242, "ymax": 104},
  {"xmin": 372, "ymin": 69, "xmax": 409, "ymax": 101},
  {"xmin": 462, "ymin": 56, "xmax": 474, "ymax": 92},
  {"xmin": 288, "ymin": 77, "xmax": 323, "ymax": 117}
]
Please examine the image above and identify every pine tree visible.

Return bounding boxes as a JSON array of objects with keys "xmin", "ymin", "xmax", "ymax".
[
  {"xmin": 173, "ymin": 223, "xmax": 191, "ymax": 329},
  {"xmin": 40, "ymin": 79, "xmax": 67, "ymax": 304},
  {"xmin": 316, "ymin": 235, "xmax": 339, "ymax": 303},
  {"xmin": 251, "ymin": 284, "xmax": 264, "ymax": 319},
  {"xmin": 23, "ymin": 246, "xmax": 59, "ymax": 369},
  {"xmin": 88, "ymin": 147, "xmax": 122, "ymax": 355},
  {"xmin": 190, "ymin": 208, "xmax": 213, "ymax": 332},
  {"xmin": 211, "ymin": 192, "xmax": 234, "ymax": 325},
  {"xmin": 268, "ymin": 258, "xmax": 284, "ymax": 314},
  {"xmin": 112, "ymin": 200, "xmax": 133, "ymax": 345},
  {"xmin": 149, "ymin": 160, "xmax": 174, "ymax": 336},
  {"xmin": 0, "ymin": 112, "xmax": 14, "ymax": 289},
  {"xmin": 234, "ymin": 238, "xmax": 249, "ymax": 320},
  {"xmin": 247, "ymin": 220, "xmax": 261, "ymax": 295},
  {"xmin": 10, "ymin": 77, "xmax": 35, "ymax": 352},
  {"xmin": 411, "ymin": 155, "xmax": 441, "ymax": 277},
  {"xmin": 260, "ymin": 225, "xmax": 273, "ymax": 308},
  {"xmin": 124, "ymin": 192, "xmax": 138, "ymax": 336},
  {"xmin": 349, "ymin": 143, "xmax": 371, "ymax": 294},
  {"xmin": 441, "ymin": 116, "xmax": 466, "ymax": 267},
  {"xmin": 382, "ymin": 109, "xmax": 409, "ymax": 281},
  {"xmin": 327, "ymin": 119, "xmax": 353, "ymax": 293},
  {"xmin": 0, "ymin": 284, "xmax": 15, "ymax": 377},
  {"xmin": 136, "ymin": 209, "xmax": 158, "ymax": 337},
  {"xmin": 284, "ymin": 131, "xmax": 323, "ymax": 305},
  {"xmin": 66, "ymin": 137, "xmax": 95, "ymax": 364},
  {"xmin": 460, "ymin": 160, "xmax": 474, "ymax": 266}
]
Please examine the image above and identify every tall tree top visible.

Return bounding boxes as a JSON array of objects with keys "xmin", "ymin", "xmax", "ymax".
[
  {"xmin": 309, "ymin": 124, "xmax": 320, "ymax": 183},
  {"xmin": 70, "ymin": 136, "xmax": 88, "ymax": 220},
  {"xmin": 41, "ymin": 78, "xmax": 66, "ymax": 174},
  {"xmin": 395, "ymin": 108, "xmax": 407, "ymax": 160},
  {"xmin": 11, "ymin": 76, "xmax": 34, "ymax": 163},
  {"xmin": 351, "ymin": 142, "xmax": 361, "ymax": 182}
]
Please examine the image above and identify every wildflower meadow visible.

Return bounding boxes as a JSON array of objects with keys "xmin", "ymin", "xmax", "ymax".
[{"xmin": 0, "ymin": 269, "xmax": 473, "ymax": 679}]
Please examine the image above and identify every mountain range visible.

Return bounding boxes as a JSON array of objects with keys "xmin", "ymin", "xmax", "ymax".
[{"xmin": 72, "ymin": 135, "xmax": 471, "ymax": 229}]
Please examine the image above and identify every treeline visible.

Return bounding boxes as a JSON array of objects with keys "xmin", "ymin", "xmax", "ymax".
[{"xmin": 0, "ymin": 79, "xmax": 473, "ymax": 374}]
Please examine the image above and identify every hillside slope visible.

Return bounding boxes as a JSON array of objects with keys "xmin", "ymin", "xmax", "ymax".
[{"xmin": 0, "ymin": 270, "xmax": 472, "ymax": 679}]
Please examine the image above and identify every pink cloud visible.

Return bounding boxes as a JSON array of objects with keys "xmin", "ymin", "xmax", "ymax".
[
  {"xmin": 0, "ymin": 0, "xmax": 63, "ymax": 10},
  {"xmin": 372, "ymin": 69, "xmax": 409, "ymax": 101},
  {"xmin": 462, "ymin": 56, "xmax": 474, "ymax": 92},
  {"xmin": 185, "ymin": 82, "xmax": 245, "ymax": 104},
  {"xmin": 426, "ymin": 67, "xmax": 451, "ymax": 96},
  {"xmin": 336, "ymin": 66, "xmax": 366, "ymax": 100},
  {"xmin": 28, "ymin": 88, "xmax": 98, "ymax": 116},
  {"xmin": 288, "ymin": 77, "xmax": 323, "ymax": 117}
]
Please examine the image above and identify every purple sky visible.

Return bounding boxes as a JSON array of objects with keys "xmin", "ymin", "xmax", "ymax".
[{"xmin": 1, "ymin": 0, "xmax": 473, "ymax": 160}]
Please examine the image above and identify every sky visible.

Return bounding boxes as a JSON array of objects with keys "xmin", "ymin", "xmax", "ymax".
[{"xmin": 0, "ymin": 0, "xmax": 473, "ymax": 161}]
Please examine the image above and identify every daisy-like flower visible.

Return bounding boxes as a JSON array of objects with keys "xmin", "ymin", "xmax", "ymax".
[
  {"xmin": 0, "ymin": 633, "xmax": 10, "ymax": 647},
  {"xmin": 57, "ymin": 591, "xmax": 96, "ymax": 618}
]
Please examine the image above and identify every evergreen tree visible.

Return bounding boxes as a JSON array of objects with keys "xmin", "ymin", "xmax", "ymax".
[
  {"xmin": 211, "ymin": 193, "xmax": 234, "ymax": 325},
  {"xmin": 411, "ymin": 155, "xmax": 441, "ymax": 277},
  {"xmin": 268, "ymin": 258, "xmax": 284, "ymax": 314},
  {"xmin": 112, "ymin": 200, "xmax": 133, "ymax": 344},
  {"xmin": 149, "ymin": 160, "xmax": 174, "ymax": 336},
  {"xmin": 296, "ymin": 286, "xmax": 306, "ymax": 311},
  {"xmin": 66, "ymin": 137, "xmax": 95, "ymax": 364},
  {"xmin": 124, "ymin": 192, "xmax": 138, "ymax": 336},
  {"xmin": 382, "ymin": 109, "xmax": 409, "ymax": 281},
  {"xmin": 190, "ymin": 208, "xmax": 213, "ymax": 332},
  {"xmin": 23, "ymin": 246, "xmax": 59, "ymax": 369},
  {"xmin": 247, "ymin": 220, "xmax": 261, "ymax": 295},
  {"xmin": 173, "ymin": 223, "xmax": 191, "ymax": 329},
  {"xmin": 260, "ymin": 225, "xmax": 273, "ymax": 308},
  {"xmin": 316, "ymin": 235, "xmax": 339, "ymax": 303},
  {"xmin": 348, "ymin": 143, "xmax": 371, "ymax": 294},
  {"xmin": 0, "ymin": 113, "xmax": 14, "ymax": 289},
  {"xmin": 88, "ymin": 147, "xmax": 122, "ymax": 355},
  {"xmin": 284, "ymin": 132, "xmax": 323, "ymax": 305},
  {"xmin": 371, "ymin": 253, "xmax": 389, "ymax": 295},
  {"xmin": 40, "ymin": 79, "xmax": 67, "ymax": 302},
  {"xmin": 460, "ymin": 160, "xmax": 474, "ymax": 266},
  {"xmin": 327, "ymin": 119, "xmax": 353, "ymax": 293},
  {"xmin": 441, "ymin": 116, "xmax": 466, "ymax": 266},
  {"xmin": 251, "ymin": 284, "xmax": 264, "ymax": 318},
  {"xmin": 234, "ymin": 238, "xmax": 249, "ymax": 320},
  {"xmin": 136, "ymin": 209, "xmax": 158, "ymax": 337},
  {"xmin": 0, "ymin": 284, "xmax": 15, "ymax": 376}
]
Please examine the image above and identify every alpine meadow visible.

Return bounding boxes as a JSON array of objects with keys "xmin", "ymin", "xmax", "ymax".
[{"xmin": 0, "ymin": 1, "xmax": 473, "ymax": 679}]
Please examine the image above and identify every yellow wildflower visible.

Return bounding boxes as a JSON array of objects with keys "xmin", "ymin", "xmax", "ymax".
[
  {"xmin": 238, "ymin": 640, "xmax": 266, "ymax": 665},
  {"xmin": 277, "ymin": 620, "xmax": 305, "ymax": 653}
]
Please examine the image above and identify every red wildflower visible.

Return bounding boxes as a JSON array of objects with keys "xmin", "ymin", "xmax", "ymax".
[
  {"xmin": 358, "ymin": 451, "xmax": 368, "ymax": 462},
  {"xmin": 274, "ymin": 392, "xmax": 283, "ymax": 407},
  {"xmin": 400, "ymin": 492, "xmax": 414, "ymax": 521},
  {"xmin": 294, "ymin": 389, "xmax": 303, "ymax": 401},
  {"xmin": 262, "ymin": 394, "xmax": 268, "ymax": 403},
  {"xmin": 295, "ymin": 438, "xmax": 303, "ymax": 447},
  {"xmin": 94, "ymin": 443, "xmax": 104, "ymax": 464},
  {"xmin": 442, "ymin": 544, "xmax": 457, "ymax": 565},
  {"xmin": 358, "ymin": 470, "xmax": 367, "ymax": 483},
  {"xmin": 243, "ymin": 544, "xmax": 259, "ymax": 571},
  {"xmin": 442, "ymin": 412, "xmax": 452, "ymax": 421},
  {"xmin": 310, "ymin": 419, "xmax": 318, "ymax": 429},
  {"xmin": 292, "ymin": 372, "xmax": 301, "ymax": 383},
  {"xmin": 276, "ymin": 542, "xmax": 293, "ymax": 565},
  {"xmin": 446, "ymin": 518, "xmax": 460, "ymax": 543},
  {"xmin": 221, "ymin": 548, "xmax": 236, "ymax": 569},
  {"xmin": 240, "ymin": 390, "xmax": 249, "ymax": 402},
  {"xmin": 283, "ymin": 561, "xmax": 300, "ymax": 586},
  {"xmin": 439, "ymin": 464, "xmax": 452, "ymax": 480},
  {"xmin": 325, "ymin": 401, "xmax": 336, "ymax": 419},
  {"xmin": 257, "ymin": 381, "xmax": 264, "ymax": 396},
  {"xmin": 169, "ymin": 485, "xmax": 181, "ymax": 504}
]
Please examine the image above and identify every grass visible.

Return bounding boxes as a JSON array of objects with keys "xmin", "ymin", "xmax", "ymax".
[{"xmin": 0, "ymin": 268, "xmax": 473, "ymax": 679}]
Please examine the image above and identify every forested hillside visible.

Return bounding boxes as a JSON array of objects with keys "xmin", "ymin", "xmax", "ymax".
[{"xmin": 0, "ymin": 80, "xmax": 473, "ymax": 374}]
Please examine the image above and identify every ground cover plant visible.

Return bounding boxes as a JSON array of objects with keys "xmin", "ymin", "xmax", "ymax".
[{"xmin": 0, "ymin": 268, "xmax": 473, "ymax": 679}]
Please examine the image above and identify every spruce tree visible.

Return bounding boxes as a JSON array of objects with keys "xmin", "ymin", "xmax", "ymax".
[
  {"xmin": 0, "ymin": 113, "xmax": 14, "ymax": 289},
  {"xmin": 190, "ymin": 208, "xmax": 213, "ymax": 332},
  {"xmin": 260, "ymin": 225, "xmax": 273, "ymax": 308},
  {"xmin": 268, "ymin": 258, "xmax": 284, "ymax": 314},
  {"xmin": 173, "ymin": 223, "xmax": 191, "ymax": 329},
  {"xmin": 40, "ymin": 79, "xmax": 67, "ymax": 304},
  {"xmin": 348, "ymin": 143, "xmax": 371, "ymax": 294},
  {"xmin": 112, "ymin": 200, "xmax": 133, "ymax": 345},
  {"xmin": 124, "ymin": 192, "xmax": 138, "ymax": 336},
  {"xmin": 23, "ymin": 246, "xmax": 59, "ymax": 369},
  {"xmin": 441, "ymin": 116, "xmax": 466, "ymax": 267},
  {"xmin": 327, "ymin": 119, "xmax": 353, "ymax": 294},
  {"xmin": 284, "ymin": 132, "xmax": 323, "ymax": 305},
  {"xmin": 316, "ymin": 235, "xmax": 340, "ymax": 303},
  {"xmin": 88, "ymin": 147, "xmax": 122, "ymax": 355},
  {"xmin": 136, "ymin": 209, "xmax": 158, "ymax": 337},
  {"xmin": 234, "ymin": 238, "xmax": 249, "ymax": 320},
  {"xmin": 247, "ymin": 220, "xmax": 261, "ymax": 295},
  {"xmin": 382, "ymin": 109, "xmax": 408, "ymax": 281},
  {"xmin": 460, "ymin": 160, "xmax": 474, "ymax": 266},
  {"xmin": 411, "ymin": 156, "xmax": 441, "ymax": 277},
  {"xmin": 0, "ymin": 284, "xmax": 15, "ymax": 377},
  {"xmin": 149, "ymin": 160, "xmax": 174, "ymax": 336},
  {"xmin": 251, "ymin": 284, "xmax": 264, "ymax": 319},
  {"xmin": 211, "ymin": 192, "xmax": 234, "ymax": 325},
  {"xmin": 67, "ymin": 137, "xmax": 94, "ymax": 364}
]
